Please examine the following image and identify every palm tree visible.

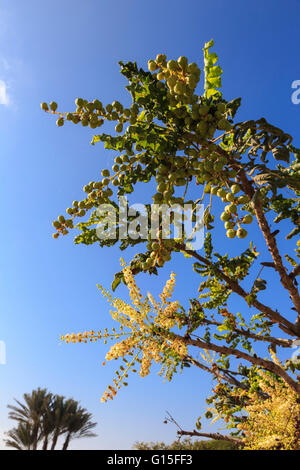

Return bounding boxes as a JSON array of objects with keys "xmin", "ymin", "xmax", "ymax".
[
  {"xmin": 49, "ymin": 395, "xmax": 74, "ymax": 450},
  {"xmin": 61, "ymin": 401, "xmax": 97, "ymax": 450},
  {"xmin": 7, "ymin": 388, "xmax": 52, "ymax": 450},
  {"xmin": 5, "ymin": 389, "xmax": 97, "ymax": 450},
  {"xmin": 5, "ymin": 422, "xmax": 35, "ymax": 450}
]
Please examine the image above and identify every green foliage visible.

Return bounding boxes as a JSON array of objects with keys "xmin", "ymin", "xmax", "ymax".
[
  {"xmin": 133, "ymin": 437, "xmax": 236, "ymax": 450},
  {"xmin": 44, "ymin": 41, "xmax": 300, "ymax": 446}
]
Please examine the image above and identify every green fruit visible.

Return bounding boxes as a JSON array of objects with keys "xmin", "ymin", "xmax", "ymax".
[
  {"xmin": 41, "ymin": 102, "xmax": 49, "ymax": 111},
  {"xmin": 217, "ymin": 119, "xmax": 232, "ymax": 131},
  {"xmin": 112, "ymin": 164, "xmax": 119, "ymax": 172},
  {"xmin": 78, "ymin": 209, "xmax": 85, "ymax": 217},
  {"xmin": 102, "ymin": 178, "xmax": 110, "ymax": 186},
  {"xmin": 226, "ymin": 193, "xmax": 235, "ymax": 202},
  {"xmin": 174, "ymin": 81, "xmax": 184, "ymax": 95},
  {"xmin": 196, "ymin": 121, "xmax": 207, "ymax": 136},
  {"xmin": 148, "ymin": 60, "xmax": 157, "ymax": 72},
  {"xmin": 56, "ymin": 117, "xmax": 64, "ymax": 127},
  {"xmin": 75, "ymin": 98, "xmax": 84, "ymax": 107},
  {"xmin": 217, "ymin": 188, "xmax": 226, "ymax": 198},
  {"xmin": 66, "ymin": 208, "xmax": 73, "ymax": 215},
  {"xmin": 102, "ymin": 169, "xmax": 110, "ymax": 177},
  {"xmin": 238, "ymin": 195, "xmax": 248, "ymax": 204},
  {"xmin": 198, "ymin": 105, "xmax": 209, "ymax": 116},
  {"xmin": 231, "ymin": 184, "xmax": 240, "ymax": 194},
  {"xmin": 167, "ymin": 60, "xmax": 178, "ymax": 71},
  {"xmin": 225, "ymin": 221, "xmax": 235, "ymax": 229},
  {"xmin": 211, "ymin": 186, "xmax": 219, "ymax": 195},
  {"xmin": 228, "ymin": 204, "xmax": 237, "ymax": 214},
  {"xmin": 226, "ymin": 229, "xmax": 236, "ymax": 239},
  {"xmin": 58, "ymin": 215, "xmax": 65, "ymax": 223},
  {"xmin": 178, "ymin": 56, "xmax": 188, "ymax": 69},
  {"xmin": 157, "ymin": 72, "xmax": 165, "ymax": 80},
  {"xmin": 237, "ymin": 228, "xmax": 248, "ymax": 239},
  {"xmin": 156, "ymin": 54, "xmax": 166, "ymax": 64},
  {"xmin": 167, "ymin": 76, "xmax": 177, "ymax": 88},
  {"xmin": 52, "ymin": 221, "xmax": 60, "ymax": 229},
  {"xmin": 115, "ymin": 123, "xmax": 123, "ymax": 133},
  {"xmin": 220, "ymin": 212, "xmax": 231, "ymax": 222},
  {"xmin": 242, "ymin": 214, "xmax": 253, "ymax": 224},
  {"xmin": 72, "ymin": 200, "xmax": 79, "ymax": 207},
  {"xmin": 49, "ymin": 101, "xmax": 58, "ymax": 111}
]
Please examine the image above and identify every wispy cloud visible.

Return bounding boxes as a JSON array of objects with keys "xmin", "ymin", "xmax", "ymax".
[{"xmin": 0, "ymin": 79, "xmax": 10, "ymax": 106}]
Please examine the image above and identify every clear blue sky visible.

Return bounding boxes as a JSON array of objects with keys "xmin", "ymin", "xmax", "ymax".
[{"xmin": 0, "ymin": 0, "xmax": 300, "ymax": 449}]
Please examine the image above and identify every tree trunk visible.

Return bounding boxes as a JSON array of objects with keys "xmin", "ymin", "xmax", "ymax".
[
  {"xmin": 50, "ymin": 431, "xmax": 59, "ymax": 450},
  {"xmin": 42, "ymin": 435, "xmax": 48, "ymax": 451},
  {"xmin": 62, "ymin": 432, "xmax": 71, "ymax": 450}
]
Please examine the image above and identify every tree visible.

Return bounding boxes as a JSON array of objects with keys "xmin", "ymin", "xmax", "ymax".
[
  {"xmin": 61, "ymin": 400, "xmax": 97, "ymax": 450},
  {"xmin": 133, "ymin": 437, "xmax": 236, "ymax": 450},
  {"xmin": 43, "ymin": 39, "xmax": 300, "ymax": 447},
  {"xmin": 5, "ymin": 389, "xmax": 97, "ymax": 450},
  {"xmin": 7, "ymin": 387, "xmax": 52, "ymax": 450},
  {"xmin": 5, "ymin": 422, "xmax": 36, "ymax": 450}
]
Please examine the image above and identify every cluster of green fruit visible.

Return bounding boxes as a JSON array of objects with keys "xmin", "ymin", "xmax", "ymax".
[
  {"xmin": 142, "ymin": 239, "xmax": 175, "ymax": 270},
  {"xmin": 46, "ymin": 52, "xmax": 254, "ymax": 244},
  {"xmin": 147, "ymin": 54, "xmax": 232, "ymax": 138},
  {"xmin": 148, "ymin": 54, "xmax": 200, "ymax": 105},
  {"xmin": 41, "ymin": 98, "xmax": 141, "ymax": 133},
  {"xmin": 210, "ymin": 184, "xmax": 253, "ymax": 238}
]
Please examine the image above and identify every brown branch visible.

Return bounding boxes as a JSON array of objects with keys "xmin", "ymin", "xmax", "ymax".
[
  {"xmin": 186, "ymin": 355, "xmax": 249, "ymax": 391},
  {"xmin": 196, "ymin": 317, "xmax": 293, "ymax": 348},
  {"xmin": 176, "ymin": 242, "xmax": 298, "ymax": 337},
  {"xmin": 177, "ymin": 429, "xmax": 243, "ymax": 446},
  {"xmin": 173, "ymin": 333, "xmax": 300, "ymax": 395},
  {"xmin": 237, "ymin": 169, "xmax": 300, "ymax": 326},
  {"xmin": 290, "ymin": 265, "xmax": 300, "ymax": 281}
]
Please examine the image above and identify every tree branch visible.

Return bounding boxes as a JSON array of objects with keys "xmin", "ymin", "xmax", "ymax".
[
  {"xmin": 177, "ymin": 243, "xmax": 298, "ymax": 337},
  {"xmin": 195, "ymin": 317, "xmax": 293, "ymax": 348},
  {"xmin": 177, "ymin": 429, "xmax": 243, "ymax": 446},
  {"xmin": 173, "ymin": 332, "xmax": 300, "ymax": 395},
  {"xmin": 237, "ymin": 169, "xmax": 300, "ymax": 326}
]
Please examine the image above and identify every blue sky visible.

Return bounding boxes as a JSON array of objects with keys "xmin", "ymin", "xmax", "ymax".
[{"xmin": 0, "ymin": 0, "xmax": 300, "ymax": 449}]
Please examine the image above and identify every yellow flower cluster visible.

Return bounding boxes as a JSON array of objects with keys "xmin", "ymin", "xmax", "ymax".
[
  {"xmin": 61, "ymin": 263, "xmax": 184, "ymax": 403},
  {"xmin": 240, "ymin": 371, "xmax": 300, "ymax": 450}
]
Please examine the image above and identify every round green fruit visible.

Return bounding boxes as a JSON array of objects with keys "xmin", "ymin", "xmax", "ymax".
[
  {"xmin": 242, "ymin": 214, "xmax": 253, "ymax": 224},
  {"xmin": 217, "ymin": 188, "xmax": 226, "ymax": 198},
  {"xmin": 49, "ymin": 101, "xmax": 58, "ymax": 112},
  {"xmin": 115, "ymin": 123, "xmax": 123, "ymax": 133},
  {"xmin": 225, "ymin": 221, "xmax": 235, "ymax": 229},
  {"xmin": 226, "ymin": 229, "xmax": 236, "ymax": 239},
  {"xmin": 231, "ymin": 184, "xmax": 240, "ymax": 194},
  {"xmin": 226, "ymin": 193, "xmax": 235, "ymax": 202},
  {"xmin": 220, "ymin": 212, "xmax": 231, "ymax": 222},
  {"xmin": 237, "ymin": 228, "xmax": 248, "ymax": 239},
  {"xmin": 56, "ymin": 117, "xmax": 64, "ymax": 127},
  {"xmin": 102, "ymin": 169, "xmax": 110, "ymax": 177}
]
